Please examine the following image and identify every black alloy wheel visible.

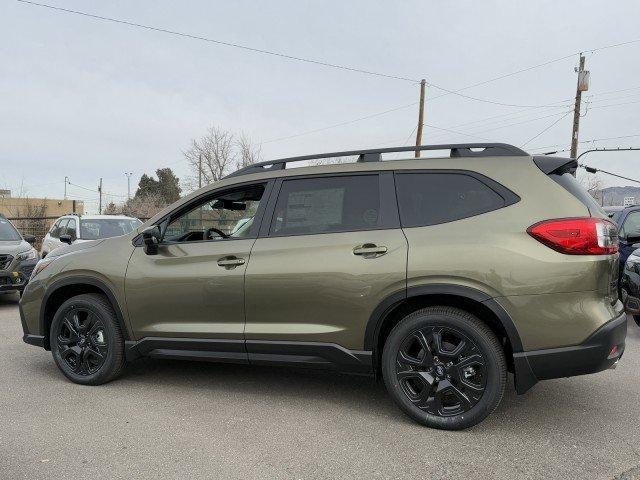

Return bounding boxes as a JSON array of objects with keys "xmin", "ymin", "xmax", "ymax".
[
  {"xmin": 50, "ymin": 293, "xmax": 125, "ymax": 385},
  {"xmin": 56, "ymin": 306, "xmax": 109, "ymax": 375},
  {"xmin": 395, "ymin": 326, "xmax": 486, "ymax": 417},
  {"xmin": 382, "ymin": 306, "xmax": 506, "ymax": 430}
]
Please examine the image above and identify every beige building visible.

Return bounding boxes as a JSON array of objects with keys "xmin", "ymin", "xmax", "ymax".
[{"xmin": 0, "ymin": 193, "xmax": 84, "ymax": 218}]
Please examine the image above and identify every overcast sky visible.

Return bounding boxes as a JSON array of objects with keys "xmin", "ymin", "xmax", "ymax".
[{"xmin": 2, "ymin": 0, "xmax": 640, "ymax": 213}]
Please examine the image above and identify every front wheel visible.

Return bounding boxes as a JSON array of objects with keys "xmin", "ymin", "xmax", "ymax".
[
  {"xmin": 50, "ymin": 293, "xmax": 125, "ymax": 385},
  {"xmin": 382, "ymin": 306, "xmax": 507, "ymax": 430}
]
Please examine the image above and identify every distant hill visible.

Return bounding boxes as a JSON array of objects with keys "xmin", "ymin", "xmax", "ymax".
[{"xmin": 601, "ymin": 186, "xmax": 640, "ymax": 206}]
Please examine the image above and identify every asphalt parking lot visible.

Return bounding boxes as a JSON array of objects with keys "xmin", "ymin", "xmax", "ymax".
[{"xmin": 1, "ymin": 292, "xmax": 639, "ymax": 480}]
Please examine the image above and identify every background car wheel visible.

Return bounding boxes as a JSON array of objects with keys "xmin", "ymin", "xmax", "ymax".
[
  {"xmin": 382, "ymin": 306, "xmax": 507, "ymax": 430},
  {"xmin": 634, "ymin": 315, "xmax": 640, "ymax": 327},
  {"xmin": 50, "ymin": 293, "xmax": 125, "ymax": 385}
]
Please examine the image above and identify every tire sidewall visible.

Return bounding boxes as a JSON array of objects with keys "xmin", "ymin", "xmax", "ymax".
[
  {"xmin": 382, "ymin": 310, "xmax": 505, "ymax": 430},
  {"xmin": 50, "ymin": 296, "xmax": 120, "ymax": 385}
]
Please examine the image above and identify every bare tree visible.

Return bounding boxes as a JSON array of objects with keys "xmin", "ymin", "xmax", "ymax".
[
  {"xmin": 578, "ymin": 172, "xmax": 603, "ymax": 204},
  {"xmin": 120, "ymin": 192, "xmax": 166, "ymax": 219},
  {"xmin": 103, "ymin": 202, "xmax": 119, "ymax": 215},
  {"xmin": 183, "ymin": 126, "xmax": 262, "ymax": 190},
  {"xmin": 237, "ymin": 132, "xmax": 262, "ymax": 169}
]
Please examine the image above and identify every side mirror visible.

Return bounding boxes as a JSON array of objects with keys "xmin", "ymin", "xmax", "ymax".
[
  {"xmin": 59, "ymin": 234, "xmax": 73, "ymax": 245},
  {"xmin": 23, "ymin": 234, "xmax": 36, "ymax": 244},
  {"xmin": 142, "ymin": 226, "xmax": 162, "ymax": 255}
]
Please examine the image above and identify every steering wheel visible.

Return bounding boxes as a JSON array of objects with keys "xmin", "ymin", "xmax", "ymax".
[{"xmin": 205, "ymin": 227, "xmax": 229, "ymax": 240}]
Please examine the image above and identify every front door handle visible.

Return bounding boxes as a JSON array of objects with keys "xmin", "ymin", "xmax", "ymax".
[
  {"xmin": 353, "ymin": 243, "xmax": 388, "ymax": 257},
  {"xmin": 217, "ymin": 256, "xmax": 246, "ymax": 269}
]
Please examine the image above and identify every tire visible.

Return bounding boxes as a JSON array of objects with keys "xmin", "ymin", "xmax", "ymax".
[
  {"xmin": 382, "ymin": 306, "xmax": 507, "ymax": 430},
  {"xmin": 634, "ymin": 315, "xmax": 640, "ymax": 327},
  {"xmin": 50, "ymin": 293, "xmax": 125, "ymax": 385}
]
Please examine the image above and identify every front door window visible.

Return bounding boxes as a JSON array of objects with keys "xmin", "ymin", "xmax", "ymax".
[{"xmin": 164, "ymin": 183, "xmax": 266, "ymax": 243}]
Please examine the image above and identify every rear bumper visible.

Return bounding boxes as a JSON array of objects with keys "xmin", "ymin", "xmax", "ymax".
[{"xmin": 514, "ymin": 311, "xmax": 627, "ymax": 394}]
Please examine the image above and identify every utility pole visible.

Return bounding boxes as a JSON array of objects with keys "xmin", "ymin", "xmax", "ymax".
[
  {"xmin": 570, "ymin": 54, "xmax": 588, "ymax": 159},
  {"xmin": 125, "ymin": 172, "xmax": 133, "ymax": 200},
  {"xmin": 64, "ymin": 176, "xmax": 68, "ymax": 199},
  {"xmin": 198, "ymin": 153, "xmax": 203, "ymax": 189},
  {"xmin": 98, "ymin": 178, "xmax": 103, "ymax": 214},
  {"xmin": 415, "ymin": 79, "xmax": 426, "ymax": 158}
]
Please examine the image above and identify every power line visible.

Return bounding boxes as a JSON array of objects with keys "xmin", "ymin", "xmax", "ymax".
[
  {"xmin": 580, "ymin": 164, "xmax": 640, "ymax": 184},
  {"xmin": 529, "ymin": 133, "xmax": 640, "ymax": 153},
  {"xmin": 18, "ymin": 0, "xmax": 638, "ymax": 111},
  {"xmin": 521, "ymin": 111, "xmax": 573, "ymax": 147},
  {"xmin": 16, "ymin": 0, "xmax": 420, "ymax": 84},
  {"xmin": 66, "ymin": 180, "xmax": 127, "ymax": 198},
  {"xmin": 262, "ymin": 101, "xmax": 418, "ymax": 144},
  {"xmin": 589, "ymin": 99, "xmax": 640, "ymax": 110},
  {"xmin": 426, "ymin": 108, "xmax": 573, "ymax": 143}
]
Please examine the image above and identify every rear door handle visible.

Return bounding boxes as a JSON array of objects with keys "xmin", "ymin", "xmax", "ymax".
[
  {"xmin": 353, "ymin": 244, "xmax": 388, "ymax": 257},
  {"xmin": 217, "ymin": 256, "xmax": 246, "ymax": 268}
]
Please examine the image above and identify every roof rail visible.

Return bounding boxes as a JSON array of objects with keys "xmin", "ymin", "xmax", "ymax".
[{"xmin": 226, "ymin": 143, "xmax": 528, "ymax": 178}]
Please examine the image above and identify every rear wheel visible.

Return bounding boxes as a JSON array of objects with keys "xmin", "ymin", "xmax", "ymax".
[
  {"xmin": 382, "ymin": 306, "xmax": 506, "ymax": 430},
  {"xmin": 50, "ymin": 293, "xmax": 125, "ymax": 385}
]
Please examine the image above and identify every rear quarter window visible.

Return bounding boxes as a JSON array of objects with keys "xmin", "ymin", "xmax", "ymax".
[
  {"xmin": 395, "ymin": 172, "xmax": 517, "ymax": 227},
  {"xmin": 551, "ymin": 173, "xmax": 606, "ymax": 216}
]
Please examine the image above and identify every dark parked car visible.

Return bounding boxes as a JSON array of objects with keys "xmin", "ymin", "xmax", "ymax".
[
  {"xmin": 620, "ymin": 247, "xmax": 640, "ymax": 326},
  {"xmin": 604, "ymin": 206, "xmax": 640, "ymax": 272}
]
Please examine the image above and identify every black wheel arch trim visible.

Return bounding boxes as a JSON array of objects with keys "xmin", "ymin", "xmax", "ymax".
[
  {"xmin": 39, "ymin": 276, "xmax": 131, "ymax": 346},
  {"xmin": 364, "ymin": 284, "xmax": 524, "ymax": 353}
]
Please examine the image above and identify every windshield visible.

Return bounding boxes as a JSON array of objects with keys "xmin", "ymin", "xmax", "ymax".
[
  {"xmin": 80, "ymin": 218, "xmax": 142, "ymax": 240},
  {"xmin": 0, "ymin": 217, "xmax": 21, "ymax": 241}
]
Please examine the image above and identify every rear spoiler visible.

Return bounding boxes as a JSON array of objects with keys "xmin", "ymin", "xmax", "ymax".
[{"xmin": 533, "ymin": 155, "xmax": 577, "ymax": 175}]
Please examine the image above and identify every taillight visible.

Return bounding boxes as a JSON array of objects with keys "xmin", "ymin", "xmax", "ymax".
[{"xmin": 527, "ymin": 217, "xmax": 618, "ymax": 255}]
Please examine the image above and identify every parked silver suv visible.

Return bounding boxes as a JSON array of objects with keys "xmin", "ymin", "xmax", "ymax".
[
  {"xmin": 0, "ymin": 214, "xmax": 38, "ymax": 295},
  {"xmin": 41, "ymin": 214, "xmax": 142, "ymax": 257}
]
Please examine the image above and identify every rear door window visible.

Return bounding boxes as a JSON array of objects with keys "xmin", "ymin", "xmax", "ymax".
[
  {"xmin": 395, "ymin": 172, "xmax": 510, "ymax": 227},
  {"xmin": 270, "ymin": 175, "xmax": 381, "ymax": 235},
  {"xmin": 551, "ymin": 173, "xmax": 606, "ymax": 216}
]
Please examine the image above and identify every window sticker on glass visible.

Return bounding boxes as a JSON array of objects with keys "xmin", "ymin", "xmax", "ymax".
[{"xmin": 285, "ymin": 188, "xmax": 345, "ymax": 230}]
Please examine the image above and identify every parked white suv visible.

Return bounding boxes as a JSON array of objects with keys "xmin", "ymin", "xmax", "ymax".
[{"xmin": 40, "ymin": 214, "xmax": 142, "ymax": 257}]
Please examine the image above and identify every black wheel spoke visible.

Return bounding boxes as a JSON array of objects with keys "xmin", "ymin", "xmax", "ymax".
[
  {"xmin": 397, "ymin": 370, "xmax": 435, "ymax": 408},
  {"xmin": 57, "ymin": 334, "xmax": 76, "ymax": 346},
  {"xmin": 451, "ymin": 354, "xmax": 485, "ymax": 392},
  {"xmin": 61, "ymin": 346, "xmax": 82, "ymax": 372},
  {"xmin": 433, "ymin": 329, "xmax": 466, "ymax": 358},
  {"xmin": 436, "ymin": 379, "xmax": 472, "ymax": 411},
  {"xmin": 397, "ymin": 330, "xmax": 434, "ymax": 367},
  {"xmin": 454, "ymin": 353, "xmax": 484, "ymax": 370},
  {"xmin": 86, "ymin": 347, "xmax": 105, "ymax": 362},
  {"xmin": 63, "ymin": 317, "xmax": 79, "ymax": 337},
  {"xmin": 397, "ymin": 369, "xmax": 435, "ymax": 386}
]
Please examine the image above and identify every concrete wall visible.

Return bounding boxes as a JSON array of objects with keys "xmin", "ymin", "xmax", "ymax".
[{"xmin": 0, "ymin": 197, "xmax": 84, "ymax": 218}]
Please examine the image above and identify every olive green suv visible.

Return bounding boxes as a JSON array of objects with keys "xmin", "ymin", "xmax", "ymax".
[{"xmin": 19, "ymin": 143, "xmax": 627, "ymax": 430}]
